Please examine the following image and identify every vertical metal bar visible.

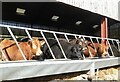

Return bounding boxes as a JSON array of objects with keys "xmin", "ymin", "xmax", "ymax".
[
  {"xmin": 40, "ymin": 31, "xmax": 56, "ymax": 59},
  {"xmin": 64, "ymin": 34, "xmax": 69, "ymax": 42},
  {"xmin": 96, "ymin": 68, "xmax": 99, "ymax": 80},
  {"xmin": 112, "ymin": 40, "xmax": 119, "ymax": 52},
  {"xmin": 89, "ymin": 37, "xmax": 97, "ymax": 53},
  {"xmin": 82, "ymin": 36, "xmax": 93, "ymax": 57},
  {"xmin": 0, "ymin": 47, "xmax": 8, "ymax": 61},
  {"xmin": 96, "ymin": 37, "xmax": 100, "ymax": 44},
  {"xmin": 111, "ymin": 40, "xmax": 120, "ymax": 56},
  {"xmin": 112, "ymin": 40, "xmax": 116, "ymax": 48},
  {"xmin": 78, "ymin": 36, "xmax": 86, "ymax": 60},
  {"xmin": 116, "ymin": 40, "xmax": 120, "ymax": 52},
  {"xmin": 115, "ymin": 40, "xmax": 119, "ymax": 50},
  {"xmin": 7, "ymin": 27, "xmax": 27, "ymax": 60},
  {"xmin": 74, "ymin": 35, "xmax": 77, "ymax": 39},
  {"xmin": 78, "ymin": 35, "xmax": 81, "ymax": 38},
  {"xmin": 25, "ymin": 29, "xmax": 32, "ymax": 40},
  {"xmin": 90, "ymin": 62, "xmax": 95, "ymax": 76},
  {"xmin": 53, "ymin": 33, "xmax": 67, "ymax": 59},
  {"xmin": 78, "ymin": 36, "xmax": 86, "ymax": 59},
  {"xmin": 107, "ymin": 39, "xmax": 114, "ymax": 57}
]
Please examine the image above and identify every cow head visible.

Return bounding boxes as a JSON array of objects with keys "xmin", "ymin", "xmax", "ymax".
[
  {"xmin": 68, "ymin": 44, "xmax": 83, "ymax": 59},
  {"xmin": 98, "ymin": 43, "xmax": 109, "ymax": 57},
  {"xmin": 28, "ymin": 38, "xmax": 45, "ymax": 57},
  {"xmin": 72, "ymin": 38, "xmax": 88, "ymax": 52}
]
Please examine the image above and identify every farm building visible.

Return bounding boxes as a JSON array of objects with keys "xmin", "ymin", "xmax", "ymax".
[{"xmin": 0, "ymin": 0, "xmax": 120, "ymax": 81}]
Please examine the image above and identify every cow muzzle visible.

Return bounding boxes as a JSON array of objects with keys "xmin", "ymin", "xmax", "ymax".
[
  {"xmin": 101, "ymin": 51, "xmax": 109, "ymax": 57},
  {"xmin": 36, "ymin": 49, "xmax": 43, "ymax": 56}
]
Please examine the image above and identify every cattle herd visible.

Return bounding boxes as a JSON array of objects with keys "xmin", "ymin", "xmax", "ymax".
[{"xmin": 0, "ymin": 37, "xmax": 119, "ymax": 61}]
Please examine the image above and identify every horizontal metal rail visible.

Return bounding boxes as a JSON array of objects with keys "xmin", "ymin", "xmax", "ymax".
[
  {"xmin": 0, "ymin": 57, "xmax": 119, "ymax": 81},
  {"xmin": 0, "ymin": 24, "xmax": 119, "ymax": 41}
]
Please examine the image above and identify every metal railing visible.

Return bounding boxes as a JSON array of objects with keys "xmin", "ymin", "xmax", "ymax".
[{"xmin": 0, "ymin": 24, "xmax": 119, "ymax": 61}]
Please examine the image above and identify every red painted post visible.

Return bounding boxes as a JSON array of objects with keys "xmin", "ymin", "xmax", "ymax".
[
  {"xmin": 105, "ymin": 18, "xmax": 108, "ymax": 46},
  {"xmin": 101, "ymin": 17, "xmax": 108, "ymax": 45},
  {"xmin": 101, "ymin": 17, "xmax": 106, "ymax": 44}
]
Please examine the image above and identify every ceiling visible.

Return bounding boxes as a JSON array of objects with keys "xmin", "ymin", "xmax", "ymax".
[{"xmin": 2, "ymin": 2, "xmax": 119, "ymax": 35}]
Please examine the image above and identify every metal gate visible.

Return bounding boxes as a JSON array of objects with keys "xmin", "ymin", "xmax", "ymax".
[{"xmin": 0, "ymin": 23, "xmax": 120, "ymax": 81}]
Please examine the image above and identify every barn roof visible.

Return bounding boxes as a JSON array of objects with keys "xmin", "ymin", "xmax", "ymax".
[
  {"xmin": 57, "ymin": 0, "xmax": 120, "ymax": 21},
  {"xmin": 1, "ymin": 0, "xmax": 120, "ymax": 21},
  {"xmin": 1, "ymin": 1, "xmax": 120, "ymax": 36}
]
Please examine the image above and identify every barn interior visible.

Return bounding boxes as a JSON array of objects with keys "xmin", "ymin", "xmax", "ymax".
[
  {"xmin": 0, "ymin": 2, "xmax": 120, "ymax": 81},
  {"xmin": 1, "ymin": 2, "xmax": 120, "ymax": 39}
]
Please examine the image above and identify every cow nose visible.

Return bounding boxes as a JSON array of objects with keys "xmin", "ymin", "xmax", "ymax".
[
  {"xmin": 36, "ymin": 49, "xmax": 43, "ymax": 56},
  {"xmin": 102, "ymin": 52, "xmax": 109, "ymax": 57}
]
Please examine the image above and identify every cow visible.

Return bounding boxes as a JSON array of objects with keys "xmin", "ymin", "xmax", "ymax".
[
  {"xmin": 0, "ymin": 38, "xmax": 45, "ymax": 61},
  {"xmin": 85, "ymin": 42, "xmax": 108, "ymax": 57},
  {"xmin": 38, "ymin": 39, "xmax": 84, "ymax": 60},
  {"xmin": 97, "ymin": 43, "xmax": 109, "ymax": 57},
  {"xmin": 69, "ymin": 38, "xmax": 108, "ymax": 58}
]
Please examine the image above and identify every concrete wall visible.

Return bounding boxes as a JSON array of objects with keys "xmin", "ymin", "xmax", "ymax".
[{"xmin": 57, "ymin": 0, "xmax": 120, "ymax": 21}]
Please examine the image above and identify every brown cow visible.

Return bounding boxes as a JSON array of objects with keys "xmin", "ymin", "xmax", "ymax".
[
  {"xmin": 70, "ymin": 38, "xmax": 108, "ymax": 58},
  {"xmin": 98, "ymin": 43, "xmax": 108, "ymax": 57},
  {"xmin": 0, "ymin": 38, "xmax": 45, "ymax": 61},
  {"xmin": 85, "ymin": 42, "xmax": 108, "ymax": 57}
]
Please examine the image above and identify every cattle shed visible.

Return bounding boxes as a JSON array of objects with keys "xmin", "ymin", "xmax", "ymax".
[{"xmin": 0, "ymin": 0, "xmax": 120, "ymax": 81}]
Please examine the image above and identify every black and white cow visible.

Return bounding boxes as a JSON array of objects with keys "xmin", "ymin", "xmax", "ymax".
[{"xmin": 38, "ymin": 39, "xmax": 83, "ymax": 60}]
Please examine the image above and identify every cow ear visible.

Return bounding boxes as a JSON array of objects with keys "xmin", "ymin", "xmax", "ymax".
[
  {"xmin": 76, "ymin": 40, "xmax": 80, "ymax": 44},
  {"xmin": 76, "ymin": 40, "xmax": 83, "ymax": 45},
  {"xmin": 28, "ymin": 40, "xmax": 32, "ymax": 47}
]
